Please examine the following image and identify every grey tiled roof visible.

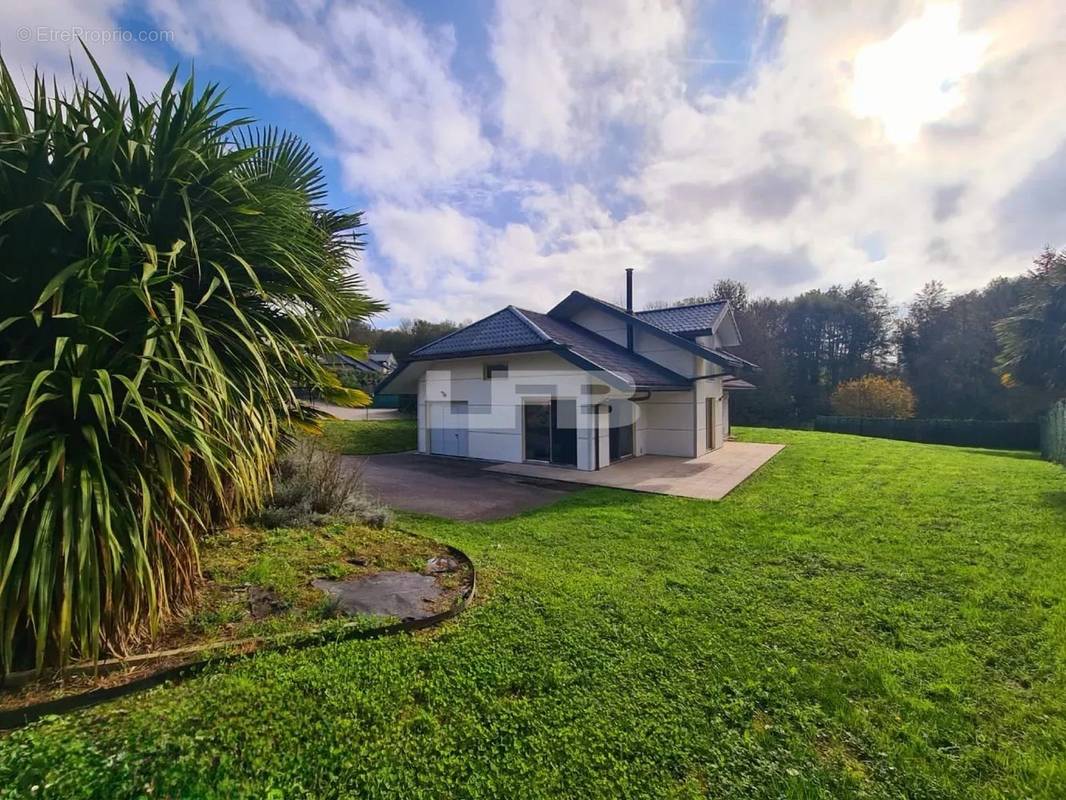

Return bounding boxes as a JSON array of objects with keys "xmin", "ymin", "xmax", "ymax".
[
  {"xmin": 636, "ymin": 301, "xmax": 727, "ymax": 334},
  {"xmin": 517, "ymin": 309, "xmax": 690, "ymax": 389},
  {"xmin": 549, "ymin": 291, "xmax": 758, "ymax": 373},
  {"xmin": 410, "ymin": 307, "xmax": 548, "ymax": 358},
  {"xmin": 407, "ymin": 304, "xmax": 690, "ymax": 389}
]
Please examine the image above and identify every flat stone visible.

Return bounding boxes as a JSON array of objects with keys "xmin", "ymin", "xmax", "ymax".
[{"xmin": 311, "ymin": 572, "xmax": 445, "ymax": 620}]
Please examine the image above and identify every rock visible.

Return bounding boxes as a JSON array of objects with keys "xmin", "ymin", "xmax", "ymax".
[
  {"xmin": 312, "ymin": 572, "xmax": 445, "ymax": 620},
  {"xmin": 424, "ymin": 556, "xmax": 460, "ymax": 575},
  {"xmin": 248, "ymin": 586, "xmax": 288, "ymax": 620},
  {"xmin": 347, "ymin": 555, "xmax": 370, "ymax": 566}
]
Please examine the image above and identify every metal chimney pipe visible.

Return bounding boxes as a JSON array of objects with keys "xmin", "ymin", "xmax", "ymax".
[{"xmin": 625, "ymin": 268, "xmax": 634, "ymax": 350}]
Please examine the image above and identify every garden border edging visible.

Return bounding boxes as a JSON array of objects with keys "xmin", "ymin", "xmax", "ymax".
[{"xmin": 0, "ymin": 541, "xmax": 475, "ymax": 731}]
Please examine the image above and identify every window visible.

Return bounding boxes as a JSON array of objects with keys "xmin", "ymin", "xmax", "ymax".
[{"xmin": 484, "ymin": 364, "xmax": 508, "ymax": 380}]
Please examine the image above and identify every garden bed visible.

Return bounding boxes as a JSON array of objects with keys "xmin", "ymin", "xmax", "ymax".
[{"xmin": 0, "ymin": 522, "xmax": 473, "ymax": 721}]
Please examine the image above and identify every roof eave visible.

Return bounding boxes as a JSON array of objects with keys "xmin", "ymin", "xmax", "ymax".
[
  {"xmin": 634, "ymin": 384, "xmax": 692, "ymax": 392},
  {"xmin": 677, "ymin": 327, "xmax": 717, "ymax": 338},
  {"xmin": 405, "ymin": 343, "xmax": 554, "ymax": 362},
  {"xmin": 374, "ymin": 361, "xmax": 417, "ymax": 395},
  {"xmin": 551, "ymin": 347, "xmax": 636, "ymax": 393}
]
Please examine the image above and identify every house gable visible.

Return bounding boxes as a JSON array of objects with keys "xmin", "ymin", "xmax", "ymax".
[{"xmin": 548, "ymin": 291, "xmax": 753, "ymax": 376}]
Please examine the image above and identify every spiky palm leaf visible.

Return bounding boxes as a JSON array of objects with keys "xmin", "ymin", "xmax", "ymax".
[
  {"xmin": 0, "ymin": 51, "xmax": 384, "ymax": 673},
  {"xmin": 996, "ymin": 249, "xmax": 1066, "ymax": 392}
]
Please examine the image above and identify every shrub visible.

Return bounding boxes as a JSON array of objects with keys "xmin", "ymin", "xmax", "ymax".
[
  {"xmin": 0, "ymin": 54, "xmax": 383, "ymax": 673},
  {"xmin": 830, "ymin": 376, "xmax": 916, "ymax": 418},
  {"xmin": 255, "ymin": 441, "xmax": 393, "ymax": 529}
]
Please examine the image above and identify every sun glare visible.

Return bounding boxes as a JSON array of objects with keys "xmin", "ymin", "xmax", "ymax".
[{"xmin": 851, "ymin": 3, "xmax": 989, "ymax": 144}]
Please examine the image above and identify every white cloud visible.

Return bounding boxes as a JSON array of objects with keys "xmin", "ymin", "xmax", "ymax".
[
  {"xmin": 850, "ymin": 4, "xmax": 989, "ymax": 143},
  {"xmin": 147, "ymin": 0, "xmax": 492, "ymax": 199},
  {"xmin": 370, "ymin": 203, "xmax": 482, "ymax": 293},
  {"xmin": 372, "ymin": 0, "xmax": 1066, "ymax": 322},
  {"xmin": 10, "ymin": 0, "xmax": 1066, "ymax": 324},
  {"xmin": 490, "ymin": 0, "xmax": 688, "ymax": 159}
]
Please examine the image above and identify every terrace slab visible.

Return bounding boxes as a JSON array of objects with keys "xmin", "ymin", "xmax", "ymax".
[{"xmin": 484, "ymin": 441, "xmax": 785, "ymax": 500}]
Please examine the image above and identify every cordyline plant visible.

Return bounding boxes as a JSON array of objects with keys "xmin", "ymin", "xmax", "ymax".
[
  {"xmin": 996, "ymin": 248, "xmax": 1066, "ymax": 392},
  {"xmin": 0, "ymin": 51, "xmax": 383, "ymax": 674}
]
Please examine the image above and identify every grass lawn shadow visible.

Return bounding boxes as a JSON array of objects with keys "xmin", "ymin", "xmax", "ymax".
[{"xmin": 957, "ymin": 447, "xmax": 1043, "ymax": 461}]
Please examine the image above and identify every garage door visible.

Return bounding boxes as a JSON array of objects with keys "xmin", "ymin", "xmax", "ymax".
[{"xmin": 429, "ymin": 401, "xmax": 468, "ymax": 457}]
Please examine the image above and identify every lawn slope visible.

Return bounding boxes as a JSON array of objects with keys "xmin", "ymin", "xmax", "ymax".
[
  {"xmin": 320, "ymin": 418, "xmax": 417, "ymax": 455},
  {"xmin": 1, "ymin": 428, "xmax": 1064, "ymax": 799}
]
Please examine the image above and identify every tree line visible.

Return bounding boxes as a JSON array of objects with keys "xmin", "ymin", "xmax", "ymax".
[
  {"xmin": 678, "ymin": 249, "xmax": 1065, "ymax": 425},
  {"xmin": 346, "ymin": 317, "xmax": 463, "ymax": 361},
  {"xmin": 349, "ymin": 249, "xmax": 1065, "ymax": 424}
]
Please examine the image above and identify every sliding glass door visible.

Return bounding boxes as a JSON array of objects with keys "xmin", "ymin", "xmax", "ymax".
[
  {"xmin": 523, "ymin": 403, "xmax": 551, "ymax": 462},
  {"xmin": 524, "ymin": 399, "xmax": 577, "ymax": 466},
  {"xmin": 608, "ymin": 401, "xmax": 634, "ymax": 461}
]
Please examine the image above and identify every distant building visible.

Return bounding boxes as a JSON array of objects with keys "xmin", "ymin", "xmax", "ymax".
[
  {"xmin": 368, "ymin": 352, "xmax": 398, "ymax": 373},
  {"xmin": 322, "ymin": 351, "xmax": 397, "ymax": 376}
]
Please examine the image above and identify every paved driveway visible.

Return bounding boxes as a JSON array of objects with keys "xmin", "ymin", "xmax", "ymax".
[
  {"xmin": 353, "ymin": 453, "xmax": 578, "ymax": 521},
  {"xmin": 312, "ymin": 403, "xmax": 408, "ymax": 421}
]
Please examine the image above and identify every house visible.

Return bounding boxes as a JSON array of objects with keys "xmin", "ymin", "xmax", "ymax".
[
  {"xmin": 368, "ymin": 352, "xmax": 398, "ymax": 373},
  {"xmin": 322, "ymin": 351, "xmax": 397, "ymax": 376},
  {"xmin": 376, "ymin": 270, "xmax": 758, "ymax": 471}
]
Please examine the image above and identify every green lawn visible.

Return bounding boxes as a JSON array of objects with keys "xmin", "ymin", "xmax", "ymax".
[
  {"xmin": 320, "ymin": 418, "xmax": 417, "ymax": 455},
  {"xmin": 2, "ymin": 428, "xmax": 1065, "ymax": 799}
]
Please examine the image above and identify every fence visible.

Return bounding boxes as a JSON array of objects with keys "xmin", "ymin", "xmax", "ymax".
[
  {"xmin": 1042, "ymin": 400, "xmax": 1066, "ymax": 464},
  {"xmin": 815, "ymin": 416, "xmax": 1040, "ymax": 450}
]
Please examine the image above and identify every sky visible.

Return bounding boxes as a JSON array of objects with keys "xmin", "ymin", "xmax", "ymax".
[{"xmin": 4, "ymin": 0, "xmax": 1066, "ymax": 325}]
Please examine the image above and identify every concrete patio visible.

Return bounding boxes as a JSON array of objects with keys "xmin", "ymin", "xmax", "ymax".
[{"xmin": 484, "ymin": 441, "xmax": 785, "ymax": 500}]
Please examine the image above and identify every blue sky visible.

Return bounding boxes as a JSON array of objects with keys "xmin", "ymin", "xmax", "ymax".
[{"xmin": 5, "ymin": 1, "xmax": 1066, "ymax": 326}]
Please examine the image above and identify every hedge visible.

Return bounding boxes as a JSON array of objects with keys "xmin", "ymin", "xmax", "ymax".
[
  {"xmin": 1041, "ymin": 400, "xmax": 1066, "ymax": 464},
  {"xmin": 815, "ymin": 416, "xmax": 1040, "ymax": 450}
]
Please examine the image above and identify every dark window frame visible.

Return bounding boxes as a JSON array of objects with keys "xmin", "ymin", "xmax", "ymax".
[{"xmin": 483, "ymin": 363, "xmax": 509, "ymax": 380}]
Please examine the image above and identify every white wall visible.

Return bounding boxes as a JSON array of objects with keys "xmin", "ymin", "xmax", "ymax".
[
  {"xmin": 570, "ymin": 307, "xmax": 699, "ymax": 378},
  {"xmin": 693, "ymin": 377, "xmax": 726, "ymax": 455},
  {"xmin": 416, "ymin": 351, "xmax": 610, "ymax": 470},
  {"xmin": 570, "ymin": 307, "xmax": 626, "ymax": 347},
  {"xmin": 638, "ymin": 390, "xmax": 696, "ymax": 457},
  {"xmin": 596, "ymin": 405, "xmax": 610, "ymax": 467}
]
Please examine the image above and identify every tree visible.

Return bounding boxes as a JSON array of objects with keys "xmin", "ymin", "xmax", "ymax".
[
  {"xmin": 781, "ymin": 281, "xmax": 894, "ymax": 418},
  {"xmin": 996, "ymin": 248, "xmax": 1066, "ymax": 393},
  {"xmin": 0, "ymin": 54, "xmax": 383, "ymax": 672},
  {"xmin": 378, "ymin": 319, "xmax": 463, "ymax": 360},
  {"xmin": 712, "ymin": 279, "xmax": 748, "ymax": 310},
  {"xmin": 729, "ymin": 297, "xmax": 796, "ymax": 424},
  {"xmin": 646, "ymin": 278, "xmax": 748, "ymax": 311},
  {"xmin": 346, "ymin": 318, "xmax": 463, "ymax": 361},
  {"xmin": 897, "ymin": 278, "xmax": 1032, "ymax": 420},
  {"xmin": 830, "ymin": 376, "xmax": 916, "ymax": 418}
]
